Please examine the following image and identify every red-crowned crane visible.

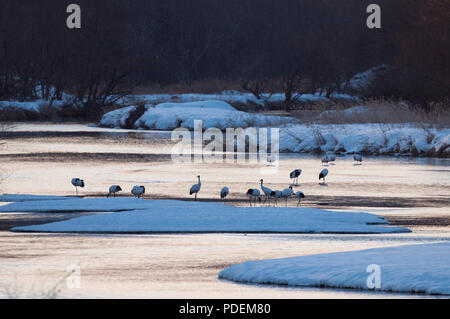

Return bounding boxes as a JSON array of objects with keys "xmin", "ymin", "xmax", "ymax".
[
  {"xmin": 132, "ymin": 185, "xmax": 145, "ymax": 198},
  {"xmin": 220, "ymin": 186, "xmax": 229, "ymax": 199},
  {"xmin": 290, "ymin": 169, "xmax": 302, "ymax": 186},
  {"xmin": 190, "ymin": 175, "xmax": 201, "ymax": 200},
  {"xmin": 107, "ymin": 185, "xmax": 122, "ymax": 197},
  {"xmin": 354, "ymin": 154, "xmax": 363, "ymax": 165},
  {"xmin": 247, "ymin": 188, "xmax": 261, "ymax": 206},
  {"xmin": 295, "ymin": 191, "xmax": 305, "ymax": 207},
  {"xmin": 280, "ymin": 186, "xmax": 294, "ymax": 206},
  {"xmin": 71, "ymin": 178, "xmax": 85, "ymax": 196},
  {"xmin": 321, "ymin": 155, "xmax": 330, "ymax": 165},
  {"xmin": 260, "ymin": 179, "xmax": 272, "ymax": 205},
  {"xmin": 319, "ymin": 168, "xmax": 329, "ymax": 184},
  {"xmin": 270, "ymin": 190, "xmax": 282, "ymax": 206}
]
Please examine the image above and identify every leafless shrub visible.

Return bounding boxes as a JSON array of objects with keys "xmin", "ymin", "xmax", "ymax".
[
  {"xmin": 312, "ymin": 126, "xmax": 326, "ymax": 146},
  {"xmin": 377, "ymin": 123, "xmax": 392, "ymax": 146},
  {"xmin": 2, "ymin": 271, "xmax": 72, "ymax": 299}
]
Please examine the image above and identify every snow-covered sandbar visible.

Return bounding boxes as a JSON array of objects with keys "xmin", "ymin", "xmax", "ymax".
[
  {"xmin": 219, "ymin": 242, "xmax": 450, "ymax": 295},
  {"xmin": 5, "ymin": 197, "xmax": 409, "ymax": 234}
]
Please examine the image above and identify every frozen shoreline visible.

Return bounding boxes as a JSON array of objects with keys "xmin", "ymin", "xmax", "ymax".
[{"xmin": 219, "ymin": 242, "xmax": 450, "ymax": 295}]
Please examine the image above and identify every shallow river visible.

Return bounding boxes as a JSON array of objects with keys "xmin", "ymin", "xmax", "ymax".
[{"xmin": 0, "ymin": 123, "xmax": 449, "ymax": 298}]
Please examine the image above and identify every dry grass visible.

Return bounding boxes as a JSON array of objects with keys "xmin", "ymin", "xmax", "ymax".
[{"xmin": 292, "ymin": 98, "xmax": 450, "ymax": 128}]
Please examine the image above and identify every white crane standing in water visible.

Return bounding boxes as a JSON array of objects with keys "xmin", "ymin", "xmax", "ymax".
[
  {"xmin": 190, "ymin": 175, "xmax": 201, "ymax": 200},
  {"xmin": 289, "ymin": 169, "xmax": 302, "ymax": 186},
  {"xmin": 220, "ymin": 186, "xmax": 229, "ymax": 199},
  {"xmin": 260, "ymin": 179, "xmax": 272, "ymax": 205},
  {"xmin": 107, "ymin": 185, "xmax": 122, "ymax": 197},
  {"xmin": 319, "ymin": 168, "xmax": 329, "ymax": 184},
  {"xmin": 71, "ymin": 178, "xmax": 85, "ymax": 195}
]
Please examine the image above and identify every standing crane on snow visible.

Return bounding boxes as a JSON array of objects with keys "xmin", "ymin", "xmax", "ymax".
[
  {"xmin": 260, "ymin": 179, "xmax": 272, "ymax": 205},
  {"xmin": 270, "ymin": 190, "xmax": 282, "ymax": 206},
  {"xmin": 353, "ymin": 154, "xmax": 363, "ymax": 165},
  {"xmin": 71, "ymin": 178, "xmax": 85, "ymax": 195},
  {"xmin": 131, "ymin": 185, "xmax": 145, "ymax": 198},
  {"xmin": 280, "ymin": 186, "xmax": 294, "ymax": 206},
  {"xmin": 290, "ymin": 169, "xmax": 302, "ymax": 186},
  {"xmin": 319, "ymin": 168, "xmax": 329, "ymax": 184},
  {"xmin": 246, "ymin": 188, "xmax": 261, "ymax": 206},
  {"xmin": 295, "ymin": 191, "xmax": 305, "ymax": 207},
  {"xmin": 220, "ymin": 186, "xmax": 229, "ymax": 199},
  {"xmin": 190, "ymin": 175, "xmax": 201, "ymax": 200},
  {"xmin": 107, "ymin": 185, "xmax": 122, "ymax": 197}
]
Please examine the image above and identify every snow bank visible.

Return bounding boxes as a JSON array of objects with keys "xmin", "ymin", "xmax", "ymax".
[
  {"xmin": 9, "ymin": 198, "xmax": 409, "ymax": 234},
  {"xmin": 101, "ymin": 100, "xmax": 297, "ymax": 130},
  {"xmin": 280, "ymin": 124, "xmax": 450, "ymax": 156},
  {"xmin": 219, "ymin": 242, "xmax": 450, "ymax": 295},
  {"xmin": 98, "ymin": 105, "xmax": 136, "ymax": 128},
  {"xmin": 155, "ymin": 100, "xmax": 237, "ymax": 111}
]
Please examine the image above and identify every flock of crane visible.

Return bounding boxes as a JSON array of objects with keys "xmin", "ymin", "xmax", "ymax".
[{"xmin": 70, "ymin": 154, "xmax": 363, "ymax": 206}]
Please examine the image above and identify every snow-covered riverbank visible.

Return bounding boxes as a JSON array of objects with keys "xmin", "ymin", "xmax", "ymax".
[
  {"xmin": 98, "ymin": 100, "xmax": 449, "ymax": 157},
  {"xmin": 219, "ymin": 242, "xmax": 450, "ymax": 295},
  {"xmin": 280, "ymin": 124, "xmax": 450, "ymax": 156}
]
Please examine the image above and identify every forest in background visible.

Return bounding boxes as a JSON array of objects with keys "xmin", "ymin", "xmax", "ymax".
[{"xmin": 0, "ymin": 0, "xmax": 449, "ymax": 120}]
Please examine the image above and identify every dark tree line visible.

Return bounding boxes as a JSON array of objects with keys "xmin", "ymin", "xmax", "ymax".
[{"xmin": 0, "ymin": 0, "xmax": 448, "ymax": 119}]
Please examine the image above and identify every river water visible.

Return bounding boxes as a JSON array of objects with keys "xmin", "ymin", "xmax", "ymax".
[{"xmin": 0, "ymin": 123, "xmax": 449, "ymax": 298}]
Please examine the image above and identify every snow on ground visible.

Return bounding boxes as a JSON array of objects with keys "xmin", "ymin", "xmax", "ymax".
[
  {"xmin": 0, "ymin": 194, "xmax": 76, "ymax": 202},
  {"xmin": 219, "ymin": 242, "xmax": 450, "ymax": 295},
  {"xmin": 7, "ymin": 198, "xmax": 409, "ymax": 234},
  {"xmin": 280, "ymin": 124, "xmax": 450, "ymax": 155},
  {"xmin": 98, "ymin": 105, "xmax": 136, "ymax": 128},
  {"xmin": 0, "ymin": 197, "xmax": 152, "ymax": 212},
  {"xmin": 101, "ymin": 100, "xmax": 297, "ymax": 130}
]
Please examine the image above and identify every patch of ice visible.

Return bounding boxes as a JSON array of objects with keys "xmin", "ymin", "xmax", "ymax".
[
  {"xmin": 8, "ymin": 198, "xmax": 409, "ymax": 234},
  {"xmin": 219, "ymin": 242, "xmax": 450, "ymax": 295}
]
